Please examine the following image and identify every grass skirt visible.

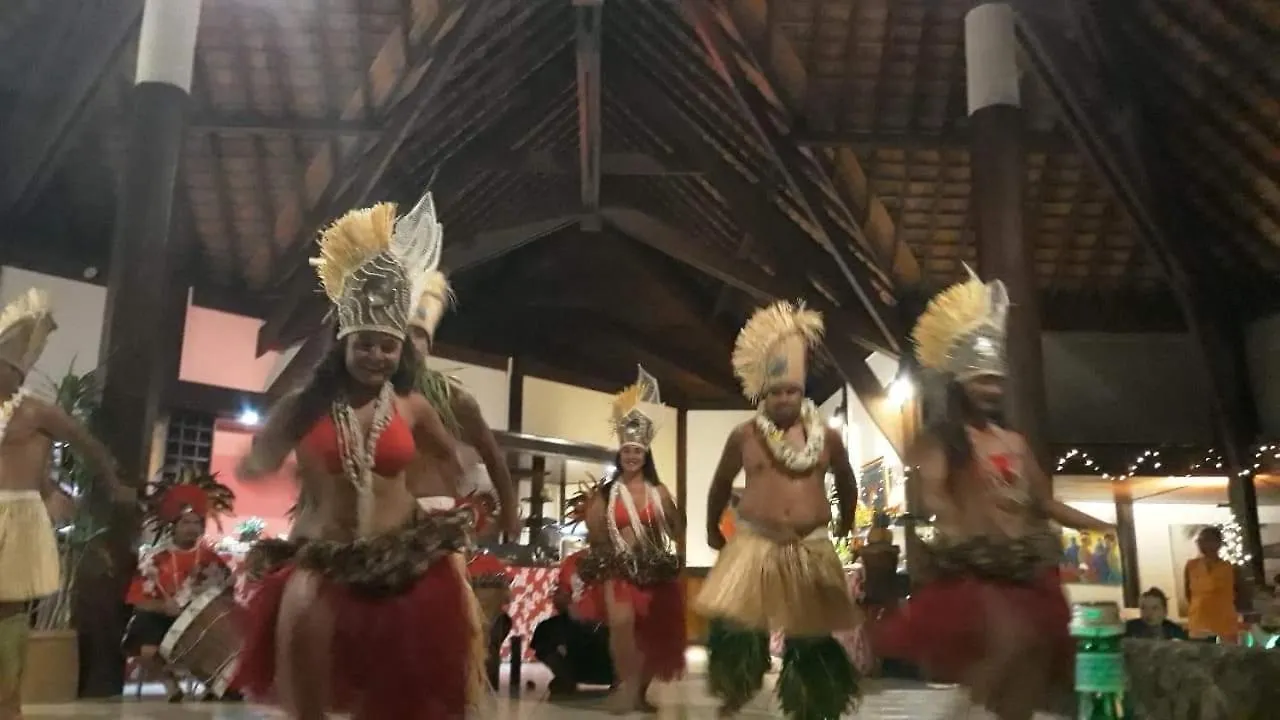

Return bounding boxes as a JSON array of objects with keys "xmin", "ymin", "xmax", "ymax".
[
  {"xmin": 872, "ymin": 533, "xmax": 1071, "ymax": 684},
  {"xmin": 574, "ymin": 578, "xmax": 687, "ymax": 680},
  {"xmin": 695, "ymin": 522, "xmax": 860, "ymax": 637},
  {"xmin": 233, "ymin": 511, "xmax": 486, "ymax": 718},
  {"xmin": 0, "ymin": 491, "xmax": 59, "ymax": 602},
  {"xmin": 699, "ymin": 523, "xmax": 861, "ymax": 719}
]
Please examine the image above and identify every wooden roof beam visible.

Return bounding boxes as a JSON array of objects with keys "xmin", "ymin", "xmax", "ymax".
[
  {"xmin": 1011, "ymin": 1, "xmax": 1260, "ymax": 492},
  {"xmin": 699, "ymin": 0, "xmax": 922, "ymax": 291},
  {"xmin": 0, "ymin": 1, "xmax": 142, "ymax": 214},
  {"xmin": 677, "ymin": 0, "xmax": 902, "ymax": 355},
  {"xmin": 795, "ymin": 129, "xmax": 1073, "ymax": 154},
  {"xmin": 256, "ymin": 0, "xmax": 496, "ymax": 355},
  {"xmin": 600, "ymin": 206, "xmax": 885, "ymax": 356},
  {"xmin": 188, "ymin": 114, "xmax": 381, "ymax": 137},
  {"xmin": 472, "ymin": 150, "xmax": 700, "ymax": 177},
  {"xmin": 574, "ymin": 0, "xmax": 605, "ymax": 228},
  {"xmin": 609, "ymin": 62, "xmax": 893, "ymax": 356}
]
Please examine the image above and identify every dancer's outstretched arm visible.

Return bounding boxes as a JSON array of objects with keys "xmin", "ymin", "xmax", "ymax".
[{"xmin": 1025, "ymin": 436, "xmax": 1112, "ymax": 531}]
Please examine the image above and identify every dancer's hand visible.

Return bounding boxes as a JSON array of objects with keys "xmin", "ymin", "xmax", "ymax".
[{"xmin": 707, "ymin": 527, "xmax": 727, "ymax": 551}]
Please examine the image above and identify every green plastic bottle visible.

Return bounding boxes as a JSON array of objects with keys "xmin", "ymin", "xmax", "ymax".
[{"xmin": 1070, "ymin": 602, "xmax": 1126, "ymax": 719}]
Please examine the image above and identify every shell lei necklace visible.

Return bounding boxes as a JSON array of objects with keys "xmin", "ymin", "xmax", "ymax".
[
  {"xmin": 754, "ymin": 398, "xmax": 825, "ymax": 473},
  {"xmin": 0, "ymin": 388, "xmax": 30, "ymax": 446},
  {"xmin": 332, "ymin": 383, "xmax": 395, "ymax": 538}
]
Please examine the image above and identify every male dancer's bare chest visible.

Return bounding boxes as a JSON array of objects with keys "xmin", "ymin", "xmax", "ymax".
[{"xmin": 0, "ymin": 420, "xmax": 51, "ymax": 492}]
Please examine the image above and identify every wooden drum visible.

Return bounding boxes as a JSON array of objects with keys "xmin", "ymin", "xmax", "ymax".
[{"xmin": 159, "ymin": 588, "xmax": 241, "ymax": 697}]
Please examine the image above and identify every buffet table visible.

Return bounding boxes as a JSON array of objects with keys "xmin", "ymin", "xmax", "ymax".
[{"xmin": 502, "ymin": 566, "xmax": 559, "ymax": 660}]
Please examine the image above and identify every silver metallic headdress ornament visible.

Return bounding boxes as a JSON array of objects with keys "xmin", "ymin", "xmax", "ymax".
[
  {"xmin": 610, "ymin": 365, "xmax": 662, "ymax": 450},
  {"xmin": 911, "ymin": 265, "xmax": 1009, "ymax": 380},
  {"xmin": 310, "ymin": 192, "xmax": 443, "ymax": 340}
]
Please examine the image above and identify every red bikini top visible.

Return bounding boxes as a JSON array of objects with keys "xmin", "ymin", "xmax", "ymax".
[
  {"xmin": 300, "ymin": 411, "xmax": 417, "ymax": 477},
  {"xmin": 612, "ymin": 494, "xmax": 659, "ymax": 527}
]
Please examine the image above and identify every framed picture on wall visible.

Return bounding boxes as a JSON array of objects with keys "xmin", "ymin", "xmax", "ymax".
[
  {"xmin": 859, "ymin": 458, "xmax": 895, "ymax": 512},
  {"xmin": 1060, "ymin": 528, "xmax": 1123, "ymax": 586}
]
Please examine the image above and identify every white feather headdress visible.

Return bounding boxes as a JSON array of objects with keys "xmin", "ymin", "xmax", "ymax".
[
  {"xmin": 0, "ymin": 288, "xmax": 56, "ymax": 375},
  {"xmin": 732, "ymin": 301, "xmax": 824, "ymax": 402}
]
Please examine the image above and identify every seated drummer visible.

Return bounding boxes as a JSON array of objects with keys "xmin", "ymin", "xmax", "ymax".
[
  {"xmin": 532, "ymin": 549, "xmax": 615, "ymax": 696},
  {"xmin": 123, "ymin": 468, "xmax": 234, "ymax": 702}
]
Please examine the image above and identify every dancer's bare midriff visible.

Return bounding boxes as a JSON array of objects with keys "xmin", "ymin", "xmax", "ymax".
[
  {"xmin": 290, "ymin": 460, "xmax": 418, "ymax": 542},
  {"xmin": 735, "ymin": 426, "xmax": 831, "ymax": 538}
]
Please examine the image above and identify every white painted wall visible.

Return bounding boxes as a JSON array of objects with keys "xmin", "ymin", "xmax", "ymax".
[
  {"xmin": 684, "ymin": 409, "xmax": 755, "ymax": 567},
  {"xmin": 0, "ymin": 266, "xmax": 107, "ymax": 388},
  {"xmin": 521, "ymin": 375, "xmax": 679, "ymax": 489},
  {"xmin": 427, "ymin": 354, "xmax": 509, "ymax": 431}
]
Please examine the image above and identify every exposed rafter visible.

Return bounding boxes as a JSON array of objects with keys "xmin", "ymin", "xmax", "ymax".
[
  {"xmin": 0, "ymin": 1, "xmax": 142, "ymax": 215},
  {"xmin": 255, "ymin": 0, "xmax": 497, "ymax": 354},
  {"xmin": 1010, "ymin": 0, "xmax": 1261, "ymax": 570},
  {"xmin": 794, "ymin": 129, "xmax": 1074, "ymax": 154},
  {"xmin": 472, "ymin": 150, "xmax": 699, "ymax": 177},
  {"xmin": 187, "ymin": 114, "xmax": 381, "ymax": 137},
  {"xmin": 574, "ymin": 0, "xmax": 604, "ymax": 228},
  {"xmin": 600, "ymin": 206, "xmax": 886, "ymax": 356},
  {"xmin": 678, "ymin": 0, "xmax": 902, "ymax": 354},
  {"xmin": 607, "ymin": 63, "xmax": 892, "ymax": 355},
  {"xmin": 443, "ymin": 215, "xmax": 583, "ymax": 274}
]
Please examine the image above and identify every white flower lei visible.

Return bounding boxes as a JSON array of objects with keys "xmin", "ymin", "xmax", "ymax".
[
  {"xmin": 754, "ymin": 398, "xmax": 826, "ymax": 472},
  {"xmin": 0, "ymin": 388, "xmax": 31, "ymax": 446},
  {"xmin": 137, "ymin": 542, "xmax": 228, "ymax": 608}
]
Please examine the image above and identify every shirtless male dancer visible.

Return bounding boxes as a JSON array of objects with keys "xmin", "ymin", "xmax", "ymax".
[
  {"xmin": 0, "ymin": 289, "xmax": 133, "ymax": 720},
  {"xmin": 697, "ymin": 301, "xmax": 862, "ymax": 720},
  {"xmin": 405, "ymin": 269, "xmax": 518, "ymax": 539}
]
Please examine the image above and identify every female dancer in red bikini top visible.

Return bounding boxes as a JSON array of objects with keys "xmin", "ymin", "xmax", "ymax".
[
  {"xmin": 876, "ymin": 268, "xmax": 1112, "ymax": 720},
  {"xmin": 231, "ymin": 194, "xmax": 487, "ymax": 720},
  {"xmin": 577, "ymin": 367, "xmax": 686, "ymax": 714}
]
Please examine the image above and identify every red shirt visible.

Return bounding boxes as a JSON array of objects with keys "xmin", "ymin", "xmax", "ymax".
[{"xmin": 126, "ymin": 543, "xmax": 228, "ymax": 606}]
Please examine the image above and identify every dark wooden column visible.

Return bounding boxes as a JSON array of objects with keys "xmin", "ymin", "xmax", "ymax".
[
  {"xmin": 676, "ymin": 408, "xmax": 688, "ymax": 560},
  {"xmin": 967, "ymin": 2, "xmax": 1050, "ymax": 472},
  {"xmin": 507, "ymin": 356, "xmax": 525, "ymax": 433},
  {"xmin": 77, "ymin": 0, "xmax": 202, "ymax": 697},
  {"xmin": 1113, "ymin": 482, "xmax": 1141, "ymax": 607}
]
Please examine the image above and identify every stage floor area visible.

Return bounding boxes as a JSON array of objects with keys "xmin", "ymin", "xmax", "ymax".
[{"xmin": 23, "ymin": 653, "xmax": 1068, "ymax": 718}]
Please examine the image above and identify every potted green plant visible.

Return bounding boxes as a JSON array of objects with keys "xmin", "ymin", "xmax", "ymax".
[{"xmin": 24, "ymin": 364, "xmax": 109, "ymax": 702}]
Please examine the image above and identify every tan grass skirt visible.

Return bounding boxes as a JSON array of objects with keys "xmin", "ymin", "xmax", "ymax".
[
  {"xmin": 446, "ymin": 553, "xmax": 491, "ymax": 709},
  {"xmin": 0, "ymin": 490, "xmax": 60, "ymax": 602},
  {"xmin": 695, "ymin": 521, "xmax": 861, "ymax": 638}
]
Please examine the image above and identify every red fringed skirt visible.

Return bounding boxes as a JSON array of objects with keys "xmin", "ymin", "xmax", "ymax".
[
  {"xmin": 233, "ymin": 556, "xmax": 473, "ymax": 719},
  {"xmin": 574, "ymin": 578, "xmax": 687, "ymax": 680},
  {"xmin": 873, "ymin": 568, "xmax": 1072, "ymax": 683}
]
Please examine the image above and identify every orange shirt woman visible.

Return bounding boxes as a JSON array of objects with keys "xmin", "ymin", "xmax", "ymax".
[{"xmin": 1184, "ymin": 527, "xmax": 1238, "ymax": 643}]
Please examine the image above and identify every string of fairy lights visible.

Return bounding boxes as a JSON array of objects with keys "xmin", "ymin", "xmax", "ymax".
[
  {"xmin": 1053, "ymin": 443, "xmax": 1280, "ymax": 480},
  {"xmin": 1054, "ymin": 445, "xmax": 1279, "ymax": 567}
]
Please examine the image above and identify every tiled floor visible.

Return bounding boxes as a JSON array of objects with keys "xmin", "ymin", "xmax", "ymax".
[{"xmin": 22, "ymin": 653, "xmax": 1066, "ymax": 718}]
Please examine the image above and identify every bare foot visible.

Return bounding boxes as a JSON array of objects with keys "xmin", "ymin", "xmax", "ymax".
[
  {"xmin": 605, "ymin": 682, "xmax": 641, "ymax": 715},
  {"xmin": 638, "ymin": 699, "xmax": 660, "ymax": 714}
]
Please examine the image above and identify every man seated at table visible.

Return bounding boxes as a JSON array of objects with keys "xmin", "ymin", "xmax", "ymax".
[
  {"xmin": 532, "ymin": 549, "xmax": 614, "ymax": 696},
  {"xmin": 1124, "ymin": 587, "xmax": 1187, "ymax": 641}
]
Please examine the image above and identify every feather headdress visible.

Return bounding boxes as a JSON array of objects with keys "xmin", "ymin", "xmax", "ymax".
[
  {"xmin": 732, "ymin": 301, "xmax": 824, "ymax": 402},
  {"xmin": 141, "ymin": 466, "xmax": 236, "ymax": 537},
  {"xmin": 408, "ymin": 270, "xmax": 454, "ymax": 340},
  {"xmin": 0, "ymin": 288, "xmax": 56, "ymax": 375},
  {"xmin": 610, "ymin": 365, "xmax": 662, "ymax": 449},
  {"xmin": 911, "ymin": 265, "xmax": 1009, "ymax": 380},
  {"xmin": 309, "ymin": 192, "xmax": 443, "ymax": 340}
]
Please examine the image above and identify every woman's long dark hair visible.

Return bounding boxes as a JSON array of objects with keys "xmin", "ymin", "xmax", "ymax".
[
  {"xmin": 280, "ymin": 330, "xmax": 423, "ymax": 443},
  {"xmin": 598, "ymin": 448, "xmax": 662, "ymax": 497},
  {"xmin": 927, "ymin": 379, "xmax": 1006, "ymax": 474}
]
